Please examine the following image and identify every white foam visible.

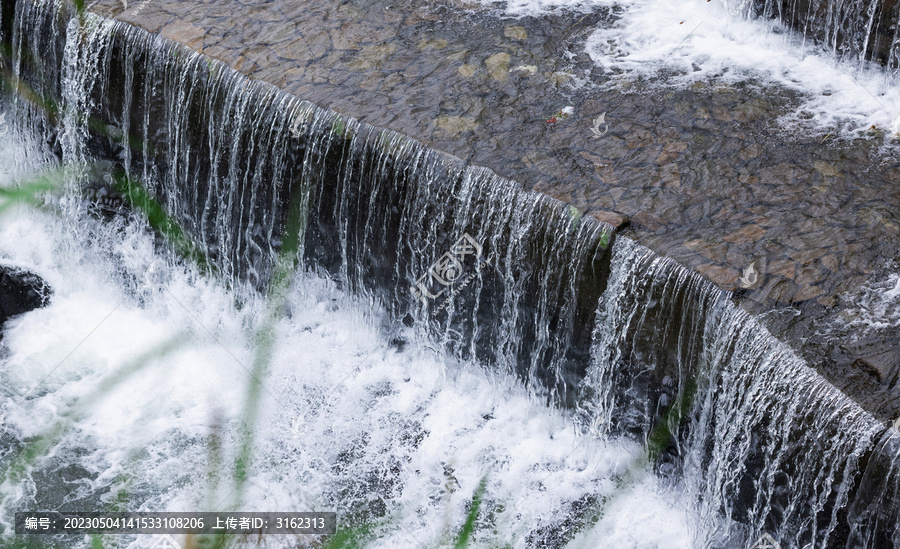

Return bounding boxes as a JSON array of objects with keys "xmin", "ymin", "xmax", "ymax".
[
  {"xmin": 0, "ymin": 127, "xmax": 701, "ymax": 546},
  {"xmin": 840, "ymin": 269, "xmax": 900, "ymax": 333},
  {"xmin": 567, "ymin": 475, "xmax": 693, "ymax": 549},
  {"xmin": 485, "ymin": 0, "xmax": 900, "ymax": 137},
  {"xmin": 886, "ymin": 276, "xmax": 900, "ymax": 301}
]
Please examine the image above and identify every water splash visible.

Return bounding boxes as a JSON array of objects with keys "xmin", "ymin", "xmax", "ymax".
[
  {"xmin": 847, "ymin": 431, "xmax": 900, "ymax": 547},
  {"xmin": 841, "ymin": 269, "xmax": 900, "ymax": 332},
  {"xmin": 3, "ymin": 0, "xmax": 900, "ymax": 546},
  {"xmin": 724, "ymin": 0, "xmax": 900, "ymax": 73},
  {"xmin": 580, "ymin": 238, "xmax": 889, "ymax": 547}
]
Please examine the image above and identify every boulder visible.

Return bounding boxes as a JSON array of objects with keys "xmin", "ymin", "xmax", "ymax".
[{"xmin": 0, "ymin": 266, "xmax": 51, "ymax": 339}]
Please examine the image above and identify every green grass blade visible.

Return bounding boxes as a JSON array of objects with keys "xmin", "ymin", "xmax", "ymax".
[
  {"xmin": 454, "ymin": 475, "xmax": 488, "ymax": 549},
  {"xmin": 231, "ymin": 178, "xmax": 309, "ymax": 507},
  {"xmin": 107, "ymin": 169, "xmax": 214, "ymax": 275},
  {"xmin": 0, "ymin": 164, "xmax": 74, "ymax": 216}
]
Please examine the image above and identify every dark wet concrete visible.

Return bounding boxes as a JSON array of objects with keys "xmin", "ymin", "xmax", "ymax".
[{"xmin": 84, "ymin": 0, "xmax": 900, "ymax": 419}]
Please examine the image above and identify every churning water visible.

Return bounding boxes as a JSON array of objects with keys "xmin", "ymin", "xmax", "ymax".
[
  {"xmin": 1, "ymin": 0, "xmax": 899, "ymax": 547},
  {"xmin": 488, "ymin": 0, "xmax": 900, "ymax": 136},
  {"xmin": 0, "ymin": 123, "xmax": 700, "ymax": 548}
]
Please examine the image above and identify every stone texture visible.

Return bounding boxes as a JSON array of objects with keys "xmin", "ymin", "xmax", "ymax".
[
  {"xmin": 684, "ymin": 239, "xmax": 727, "ymax": 262},
  {"xmin": 723, "ymin": 224, "xmax": 767, "ymax": 243},
  {"xmin": 0, "ymin": 266, "xmax": 51, "ymax": 338},
  {"xmin": 792, "ymin": 283, "xmax": 825, "ymax": 302},
  {"xmin": 588, "ymin": 209, "xmax": 628, "ymax": 228},
  {"xmin": 160, "ymin": 21, "xmax": 206, "ymax": 50},
  {"xmin": 504, "ymin": 25, "xmax": 527, "ymax": 40},
  {"xmin": 349, "ymin": 43, "xmax": 397, "ymax": 70},
  {"xmin": 457, "ymin": 64, "xmax": 477, "ymax": 77},
  {"xmin": 813, "ymin": 160, "xmax": 842, "ymax": 178},
  {"xmin": 656, "ymin": 141, "xmax": 687, "ymax": 165},
  {"xmin": 696, "ymin": 264, "xmax": 739, "ymax": 288},
  {"xmin": 767, "ymin": 259, "xmax": 796, "ymax": 279},
  {"xmin": 844, "ymin": 340, "xmax": 900, "ymax": 385},
  {"xmin": 484, "ymin": 52, "xmax": 510, "ymax": 82},
  {"xmin": 631, "ymin": 211, "xmax": 667, "ymax": 231},
  {"xmin": 435, "ymin": 115, "xmax": 478, "ymax": 135}
]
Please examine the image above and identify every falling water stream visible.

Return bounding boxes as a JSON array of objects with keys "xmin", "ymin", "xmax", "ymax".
[
  {"xmin": 0, "ymin": 0, "xmax": 899, "ymax": 548},
  {"xmin": 724, "ymin": 0, "xmax": 900, "ymax": 71}
]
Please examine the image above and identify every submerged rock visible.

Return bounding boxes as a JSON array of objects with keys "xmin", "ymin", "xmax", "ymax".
[
  {"xmin": 484, "ymin": 52, "xmax": 510, "ymax": 81},
  {"xmin": 0, "ymin": 266, "xmax": 51, "ymax": 338}
]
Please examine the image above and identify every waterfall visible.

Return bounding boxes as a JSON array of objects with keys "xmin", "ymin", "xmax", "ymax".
[
  {"xmin": 303, "ymin": 128, "xmax": 612, "ymax": 401},
  {"xmin": 2, "ymin": 0, "xmax": 900, "ymax": 546},
  {"xmin": 581, "ymin": 239, "xmax": 895, "ymax": 547},
  {"xmin": 725, "ymin": 0, "xmax": 900, "ymax": 72},
  {"xmin": 3, "ymin": 0, "xmax": 615, "ymax": 403},
  {"xmin": 848, "ymin": 432, "xmax": 900, "ymax": 547}
]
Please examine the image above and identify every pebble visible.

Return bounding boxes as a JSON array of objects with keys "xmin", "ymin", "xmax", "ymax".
[
  {"xmin": 504, "ymin": 25, "xmax": 527, "ymax": 40},
  {"xmin": 435, "ymin": 115, "xmax": 478, "ymax": 135},
  {"xmin": 457, "ymin": 64, "xmax": 477, "ymax": 77},
  {"xmin": 484, "ymin": 52, "xmax": 510, "ymax": 81}
]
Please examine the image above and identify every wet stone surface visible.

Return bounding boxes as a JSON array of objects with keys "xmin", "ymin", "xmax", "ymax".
[
  {"xmin": 0, "ymin": 265, "xmax": 51, "ymax": 339},
  {"xmin": 87, "ymin": 0, "xmax": 900, "ymax": 418}
]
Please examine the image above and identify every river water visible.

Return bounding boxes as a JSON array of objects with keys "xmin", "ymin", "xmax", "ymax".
[
  {"xmin": 493, "ymin": 0, "xmax": 900, "ymax": 136},
  {"xmin": 0, "ymin": 125, "xmax": 701, "ymax": 548},
  {"xmin": 1, "ymin": 0, "xmax": 900, "ymax": 546}
]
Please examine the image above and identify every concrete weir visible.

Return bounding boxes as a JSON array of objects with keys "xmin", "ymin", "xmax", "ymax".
[
  {"xmin": 0, "ymin": 0, "xmax": 619, "ymax": 404},
  {"xmin": 71, "ymin": 0, "xmax": 900, "ymax": 422},
  {"xmin": 1, "ymin": 0, "xmax": 898, "ymax": 420},
  {"xmin": 2, "ymin": 0, "xmax": 900, "ymax": 546}
]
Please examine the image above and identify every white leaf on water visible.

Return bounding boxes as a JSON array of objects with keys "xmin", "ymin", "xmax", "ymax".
[
  {"xmin": 739, "ymin": 261, "xmax": 759, "ymax": 288},
  {"xmin": 590, "ymin": 112, "xmax": 608, "ymax": 138}
]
